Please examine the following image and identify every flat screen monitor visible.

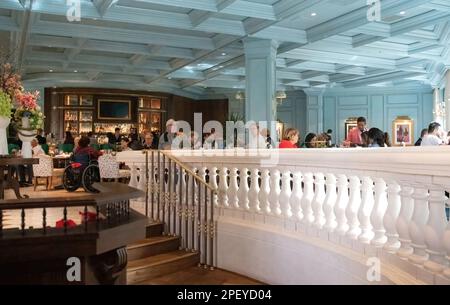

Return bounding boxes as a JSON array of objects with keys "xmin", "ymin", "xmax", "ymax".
[{"xmin": 98, "ymin": 100, "xmax": 131, "ymax": 120}]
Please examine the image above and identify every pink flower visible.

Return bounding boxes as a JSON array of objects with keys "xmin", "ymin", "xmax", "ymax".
[{"xmin": 16, "ymin": 91, "xmax": 39, "ymax": 110}]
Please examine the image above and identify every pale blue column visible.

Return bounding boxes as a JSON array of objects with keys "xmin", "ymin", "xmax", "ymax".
[
  {"xmin": 304, "ymin": 88, "xmax": 324, "ymax": 134},
  {"xmin": 243, "ymin": 38, "xmax": 278, "ymax": 124}
]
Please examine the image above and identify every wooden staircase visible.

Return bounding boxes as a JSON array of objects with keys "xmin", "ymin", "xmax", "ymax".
[{"xmin": 126, "ymin": 222, "xmax": 200, "ymax": 284}]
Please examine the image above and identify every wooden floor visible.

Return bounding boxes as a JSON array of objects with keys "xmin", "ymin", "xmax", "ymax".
[{"xmin": 137, "ymin": 266, "xmax": 264, "ymax": 285}]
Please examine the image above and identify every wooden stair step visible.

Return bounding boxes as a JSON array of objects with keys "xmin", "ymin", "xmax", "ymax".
[
  {"xmin": 127, "ymin": 250, "xmax": 199, "ymax": 284},
  {"xmin": 146, "ymin": 221, "xmax": 164, "ymax": 238},
  {"xmin": 127, "ymin": 236, "xmax": 180, "ymax": 261}
]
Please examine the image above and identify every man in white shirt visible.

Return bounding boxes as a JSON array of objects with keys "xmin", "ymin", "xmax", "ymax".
[
  {"xmin": 247, "ymin": 123, "xmax": 268, "ymax": 149},
  {"xmin": 421, "ymin": 122, "xmax": 447, "ymax": 146},
  {"xmin": 31, "ymin": 138, "xmax": 45, "ymax": 156}
]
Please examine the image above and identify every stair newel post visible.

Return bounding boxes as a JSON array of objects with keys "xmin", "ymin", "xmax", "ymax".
[
  {"xmin": 279, "ymin": 169, "xmax": 292, "ymax": 219},
  {"xmin": 358, "ymin": 176, "xmax": 374, "ymax": 244},
  {"xmin": 424, "ymin": 185, "xmax": 448, "ymax": 273},
  {"xmin": 323, "ymin": 173, "xmax": 337, "ymax": 233},
  {"xmin": 258, "ymin": 169, "xmax": 270, "ymax": 215},
  {"xmin": 346, "ymin": 176, "xmax": 361, "ymax": 240},
  {"xmin": 312, "ymin": 172, "xmax": 326, "ymax": 229}
]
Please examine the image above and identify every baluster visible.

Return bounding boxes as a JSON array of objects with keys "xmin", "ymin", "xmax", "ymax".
[
  {"xmin": 358, "ymin": 177, "xmax": 374, "ymax": 243},
  {"xmin": 203, "ymin": 184, "xmax": 208, "ymax": 268},
  {"xmin": 444, "ymin": 203, "xmax": 450, "ymax": 278},
  {"xmin": 172, "ymin": 162, "xmax": 178, "ymax": 236},
  {"xmin": 323, "ymin": 173, "xmax": 337, "ymax": 232},
  {"xmin": 0, "ymin": 209, "xmax": 3, "ymax": 237},
  {"xmin": 209, "ymin": 188, "xmax": 215, "ymax": 270},
  {"xmin": 383, "ymin": 180, "xmax": 402, "ymax": 252},
  {"xmin": 312, "ymin": 173, "xmax": 326, "ymax": 229},
  {"xmin": 197, "ymin": 178, "xmax": 202, "ymax": 264},
  {"xmin": 268, "ymin": 169, "xmax": 281, "ymax": 216},
  {"xmin": 408, "ymin": 186, "xmax": 429, "ymax": 265},
  {"xmin": 248, "ymin": 168, "xmax": 260, "ymax": 213},
  {"xmin": 167, "ymin": 160, "xmax": 173, "ymax": 235},
  {"xmin": 178, "ymin": 165, "xmax": 184, "ymax": 238},
  {"xmin": 218, "ymin": 167, "xmax": 229, "ymax": 208},
  {"xmin": 209, "ymin": 167, "xmax": 219, "ymax": 207},
  {"xmin": 301, "ymin": 172, "xmax": 314, "ymax": 226},
  {"xmin": 63, "ymin": 206, "xmax": 68, "ymax": 233},
  {"xmin": 129, "ymin": 164, "xmax": 138, "ymax": 188},
  {"xmin": 20, "ymin": 208, "xmax": 25, "ymax": 235},
  {"xmin": 42, "ymin": 207, "xmax": 47, "ymax": 234},
  {"xmin": 258, "ymin": 169, "xmax": 270, "ymax": 214},
  {"xmin": 334, "ymin": 174, "xmax": 349, "ymax": 236},
  {"xmin": 84, "ymin": 205, "xmax": 88, "ymax": 232},
  {"xmin": 237, "ymin": 167, "xmax": 250, "ymax": 210},
  {"xmin": 150, "ymin": 150, "xmax": 155, "ymax": 220},
  {"xmin": 424, "ymin": 186, "xmax": 448, "ymax": 273},
  {"xmin": 157, "ymin": 152, "xmax": 162, "ymax": 221},
  {"xmin": 228, "ymin": 168, "xmax": 239, "ymax": 209},
  {"xmin": 290, "ymin": 171, "xmax": 303, "ymax": 222},
  {"xmin": 346, "ymin": 176, "xmax": 361, "ymax": 240},
  {"xmin": 370, "ymin": 178, "xmax": 388, "ymax": 247},
  {"xmin": 280, "ymin": 170, "xmax": 292, "ymax": 218}
]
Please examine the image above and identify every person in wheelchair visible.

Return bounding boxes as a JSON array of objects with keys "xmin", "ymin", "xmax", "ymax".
[{"xmin": 63, "ymin": 136, "xmax": 102, "ymax": 193}]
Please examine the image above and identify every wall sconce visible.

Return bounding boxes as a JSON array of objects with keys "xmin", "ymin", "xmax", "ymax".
[
  {"xmin": 275, "ymin": 90, "xmax": 287, "ymax": 106},
  {"xmin": 235, "ymin": 91, "xmax": 245, "ymax": 101}
]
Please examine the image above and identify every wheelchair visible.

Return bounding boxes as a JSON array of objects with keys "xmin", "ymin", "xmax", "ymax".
[{"xmin": 62, "ymin": 153, "xmax": 100, "ymax": 193}]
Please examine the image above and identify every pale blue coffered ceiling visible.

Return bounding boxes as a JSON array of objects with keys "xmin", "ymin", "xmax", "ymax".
[{"xmin": 0, "ymin": 0, "xmax": 449, "ymax": 99}]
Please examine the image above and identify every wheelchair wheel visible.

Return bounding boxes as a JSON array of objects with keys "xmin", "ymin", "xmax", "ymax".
[
  {"xmin": 63, "ymin": 166, "xmax": 82, "ymax": 192},
  {"xmin": 82, "ymin": 164, "xmax": 100, "ymax": 193}
]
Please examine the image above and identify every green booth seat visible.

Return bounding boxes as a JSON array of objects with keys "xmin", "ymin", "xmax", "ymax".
[
  {"xmin": 90, "ymin": 144, "xmax": 100, "ymax": 151},
  {"xmin": 100, "ymin": 144, "xmax": 113, "ymax": 150},
  {"xmin": 8, "ymin": 143, "xmax": 19, "ymax": 155},
  {"xmin": 41, "ymin": 144, "xmax": 49, "ymax": 155},
  {"xmin": 58, "ymin": 144, "xmax": 74, "ymax": 153}
]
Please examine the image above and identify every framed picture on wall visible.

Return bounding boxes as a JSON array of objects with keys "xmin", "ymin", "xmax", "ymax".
[
  {"xmin": 392, "ymin": 116, "xmax": 414, "ymax": 146},
  {"xmin": 344, "ymin": 118, "xmax": 358, "ymax": 140},
  {"xmin": 276, "ymin": 121, "xmax": 284, "ymax": 142}
]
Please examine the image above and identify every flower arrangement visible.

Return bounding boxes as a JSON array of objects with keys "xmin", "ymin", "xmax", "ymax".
[
  {"xmin": 14, "ymin": 90, "xmax": 44, "ymax": 130},
  {"xmin": 0, "ymin": 63, "xmax": 23, "ymax": 99},
  {"xmin": 0, "ymin": 90, "xmax": 12, "ymax": 117}
]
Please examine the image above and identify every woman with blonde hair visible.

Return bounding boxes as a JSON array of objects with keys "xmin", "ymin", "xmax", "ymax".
[{"xmin": 279, "ymin": 128, "xmax": 300, "ymax": 148}]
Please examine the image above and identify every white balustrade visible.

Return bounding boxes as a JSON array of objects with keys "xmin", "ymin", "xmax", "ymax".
[
  {"xmin": 384, "ymin": 180, "xmax": 402, "ymax": 252},
  {"xmin": 280, "ymin": 170, "xmax": 293, "ymax": 218},
  {"xmin": 115, "ymin": 148, "xmax": 450, "ymax": 284},
  {"xmin": 312, "ymin": 173, "xmax": 326, "ymax": 229},
  {"xmin": 209, "ymin": 167, "xmax": 219, "ymax": 207},
  {"xmin": 358, "ymin": 176, "xmax": 374, "ymax": 243},
  {"xmin": 346, "ymin": 176, "xmax": 361, "ymax": 239}
]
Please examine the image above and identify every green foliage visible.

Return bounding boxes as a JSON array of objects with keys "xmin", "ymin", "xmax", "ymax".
[{"xmin": 0, "ymin": 90, "xmax": 12, "ymax": 117}]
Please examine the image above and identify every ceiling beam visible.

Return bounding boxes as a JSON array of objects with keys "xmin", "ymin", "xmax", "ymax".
[{"xmin": 93, "ymin": 0, "xmax": 119, "ymax": 17}]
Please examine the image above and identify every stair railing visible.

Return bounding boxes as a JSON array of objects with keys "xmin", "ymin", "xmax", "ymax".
[{"xmin": 143, "ymin": 150, "xmax": 217, "ymax": 270}]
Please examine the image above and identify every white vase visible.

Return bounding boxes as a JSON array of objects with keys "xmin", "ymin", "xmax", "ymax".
[
  {"xmin": 0, "ymin": 116, "xmax": 10, "ymax": 155},
  {"xmin": 18, "ymin": 129, "xmax": 35, "ymax": 158},
  {"xmin": 22, "ymin": 116, "xmax": 30, "ymax": 129}
]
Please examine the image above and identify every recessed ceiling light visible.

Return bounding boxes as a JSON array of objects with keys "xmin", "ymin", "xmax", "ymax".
[
  {"xmin": 219, "ymin": 65, "xmax": 224, "ymax": 68},
  {"xmin": 74, "ymin": 70, "xmax": 78, "ymax": 73},
  {"xmin": 221, "ymin": 52, "xmax": 227, "ymax": 56},
  {"xmin": 167, "ymin": 76, "xmax": 172, "ymax": 80},
  {"xmin": 399, "ymin": 11, "xmax": 406, "ymax": 15},
  {"xmin": 311, "ymin": 12, "xmax": 317, "ymax": 17},
  {"xmin": 49, "ymin": 69, "xmax": 53, "ymax": 72}
]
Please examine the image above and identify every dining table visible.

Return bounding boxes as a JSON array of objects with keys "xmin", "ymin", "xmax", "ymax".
[{"xmin": 0, "ymin": 156, "xmax": 39, "ymax": 200}]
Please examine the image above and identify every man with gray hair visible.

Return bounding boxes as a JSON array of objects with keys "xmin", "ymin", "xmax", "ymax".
[{"xmin": 158, "ymin": 119, "xmax": 177, "ymax": 150}]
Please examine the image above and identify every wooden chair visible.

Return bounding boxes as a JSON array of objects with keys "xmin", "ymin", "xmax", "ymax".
[{"xmin": 32, "ymin": 155, "xmax": 65, "ymax": 190}]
